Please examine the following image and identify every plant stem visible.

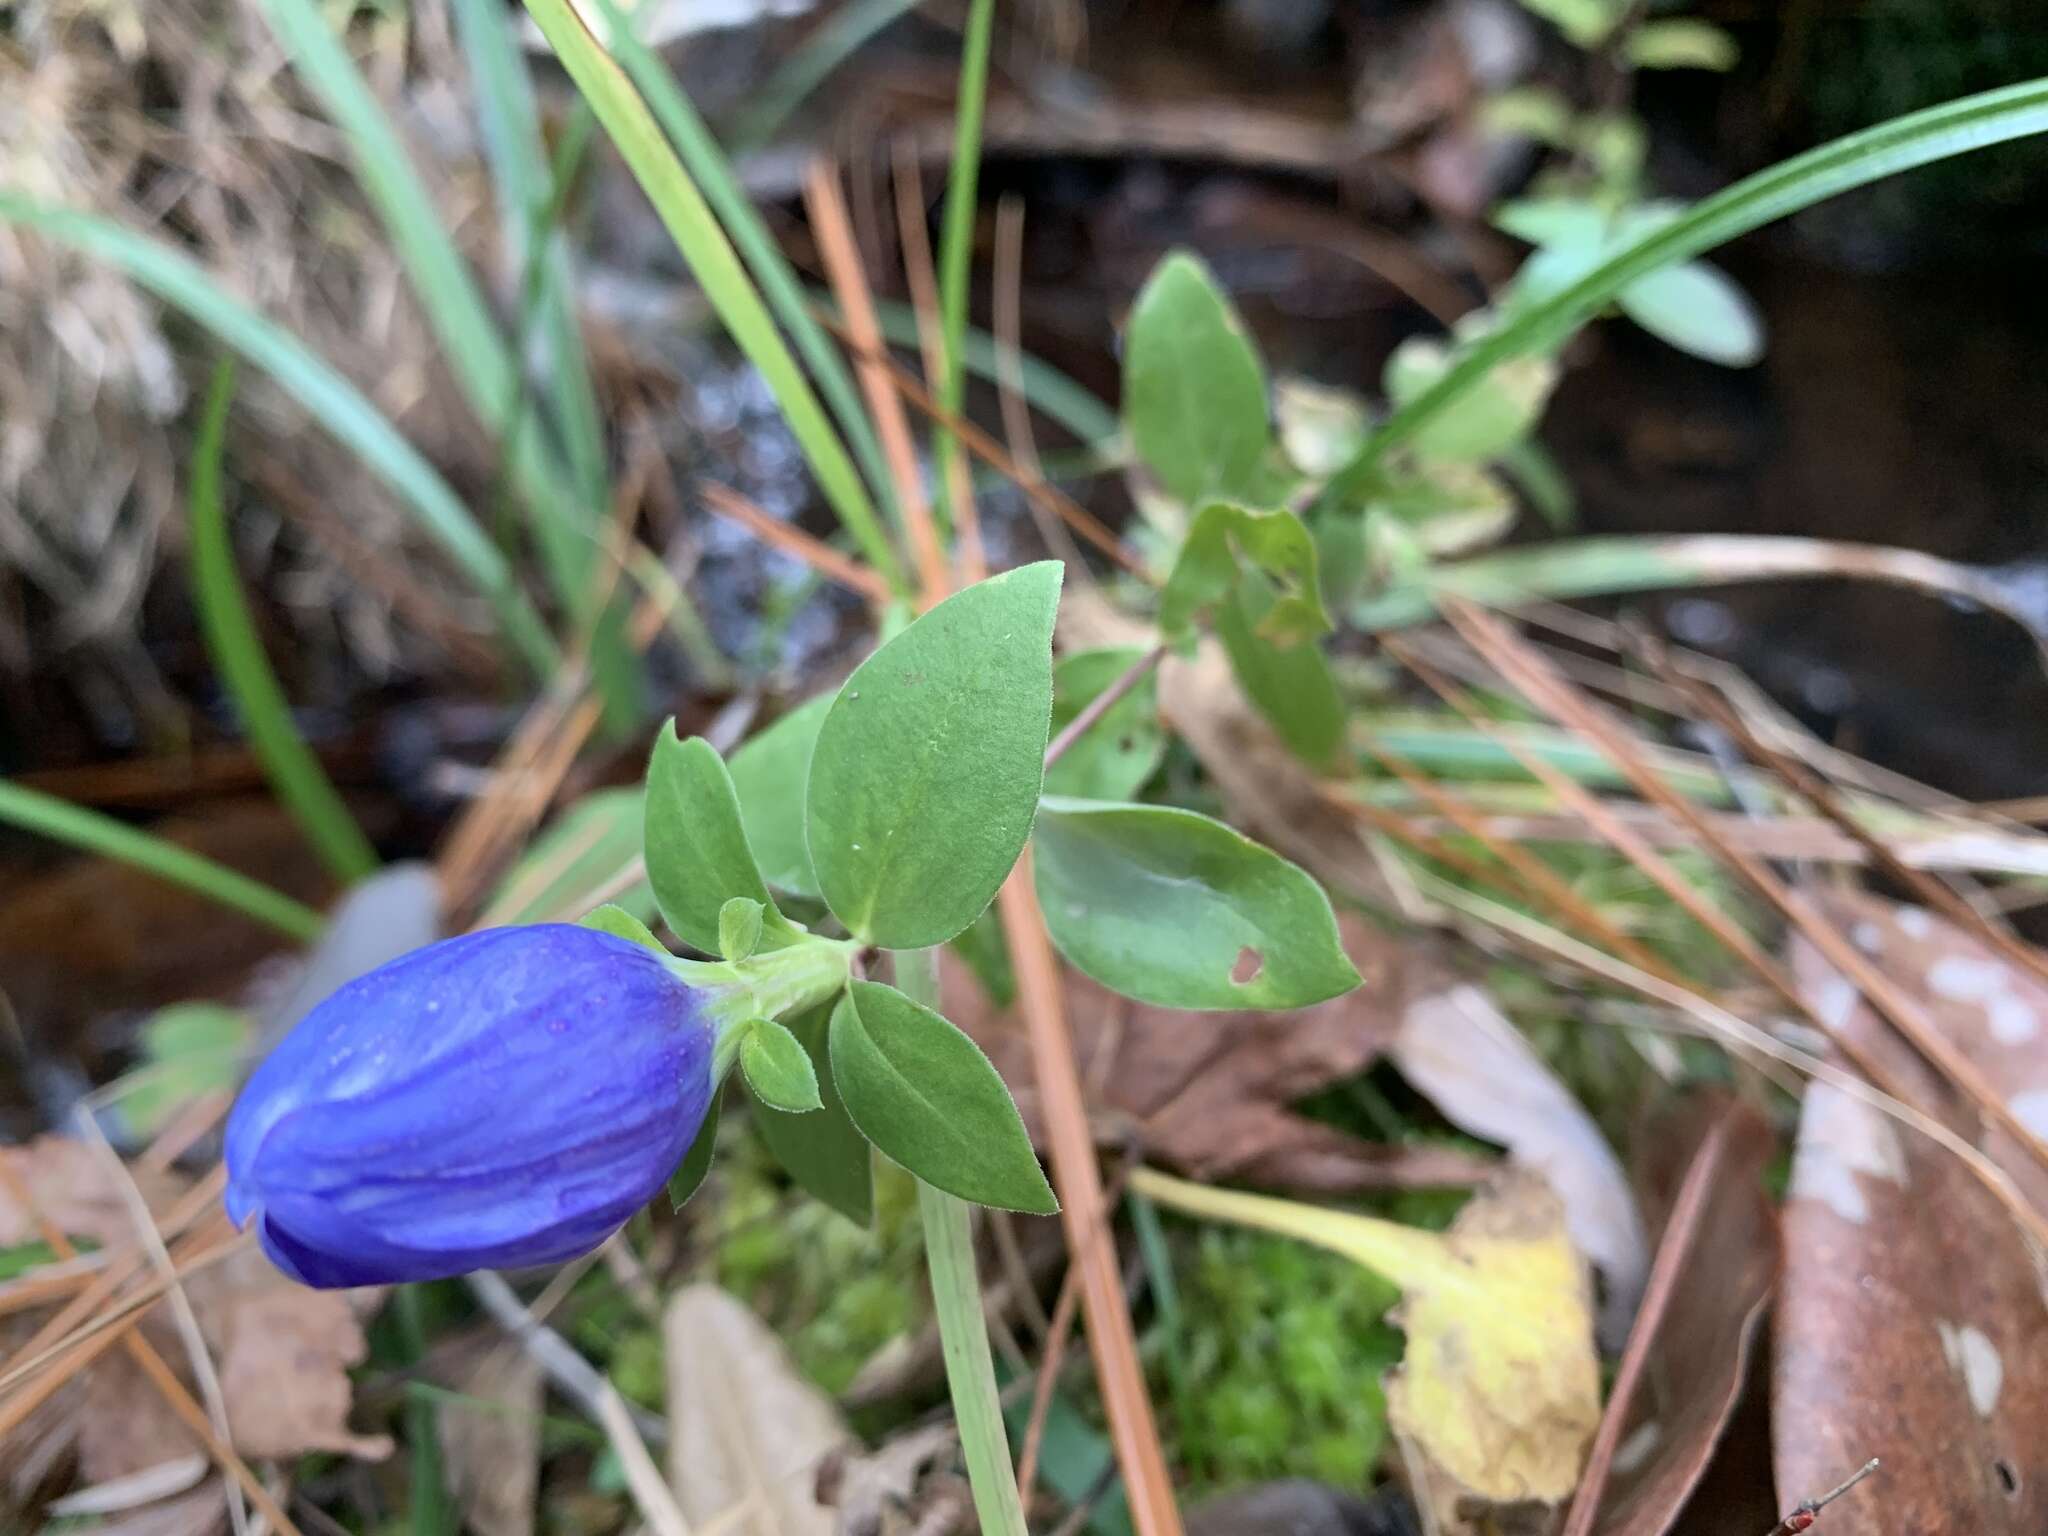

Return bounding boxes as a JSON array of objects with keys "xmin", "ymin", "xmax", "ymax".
[
  {"xmin": 895, "ymin": 946, "xmax": 1032, "ymax": 1536},
  {"xmin": 930, "ymin": 0, "xmax": 996, "ymax": 537}
]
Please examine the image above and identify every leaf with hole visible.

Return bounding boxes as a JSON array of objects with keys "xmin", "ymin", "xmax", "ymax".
[
  {"xmin": 729, "ymin": 693, "xmax": 832, "ymax": 900},
  {"xmin": 829, "ymin": 982, "xmax": 1056, "ymax": 1214},
  {"xmin": 1044, "ymin": 648, "xmax": 1166, "ymax": 802},
  {"xmin": 646, "ymin": 723, "xmax": 790, "ymax": 954},
  {"xmin": 753, "ymin": 1003, "xmax": 873, "ymax": 1225},
  {"xmin": 740, "ymin": 1019, "xmax": 821, "ymax": 1112},
  {"xmin": 1033, "ymin": 797, "xmax": 1361, "ymax": 1009},
  {"xmin": 1124, "ymin": 251, "xmax": 1273, "ymax": 506},
  {"xmin": 1160, "ymin": 503, "xmax": 1331, "ymax": 648},
  {"xmin": 806, "ymin": 563, "xmax": 1061, "ymax": 948},
  {"xmin": 668, "ymin": 1083, "xmax": 722, "ymax": 1210},
  {"xmin": 1214, "ymin": 574, "xmax": 1348, "ymax": 769}
]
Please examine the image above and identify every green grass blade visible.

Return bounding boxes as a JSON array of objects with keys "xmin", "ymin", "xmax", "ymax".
[
  {"xmin": 190, "ymin": 361, "xmax": 380, "ymax": 884},
  {"xmin": 535, "ymin": 0, "xmax": 904, "ymax": 589},
  {"xmin": 930, "ymin": 0, "xmax": 996, "ymax": 536},
  {"xmin": 256, "ymin": 0, "xmax": 606, "ymax": 626},
  {"xmin": 0, "ymin": 780, "xmax": 323, "ymax": 942},
  {"xmin": 594, "ymin": 0, "xmax": 903, "ymax": 546},
  {"xmin": 451, "ymin": 0, "xmax": 610, "ymax": 508},
  {"xmin": 1323, "ymin": 75, "xmax": 2048, "ymax": 503},
  {"xmin": 0, "ymin": 197, "xmax": 558, "ymax": 675},
  {"xmin": 728, "ymin": 0, "xmax": 925, "ymax": 152}
]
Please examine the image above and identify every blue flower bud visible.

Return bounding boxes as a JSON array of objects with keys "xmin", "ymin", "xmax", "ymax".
[{"xmin": 225, "ymin": 924, "xmax": 711, "ymax": 1288}]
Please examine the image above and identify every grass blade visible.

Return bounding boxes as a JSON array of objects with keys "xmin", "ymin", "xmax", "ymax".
[
  {"xmin": 452, "ymin": 0, "xmax": 610, "ymax": 508},
  {"xmin": 930, "ymin": 0, "xmax": 996, "ymax": 539},
  {"xmin": 0, "ymin": 197, "xmax": 557, "ymax": 675},
  {"xmin": 1323, "ymin": 76, "xmax": 2048, "ymax": 501},
  {"xmin": 0, "ymin": 780, "xmax": 323, "ymax": 942},
  {"xmin": 189, "ymin": 361, "xmax": 380, "ymax": 884},
  {"xmin": 593, "ymin": 0, "xmax": 903, "ymax": 548},
  {"xmin": 253, "ymin": 0, "xmax": 600, "ymax": 613}
]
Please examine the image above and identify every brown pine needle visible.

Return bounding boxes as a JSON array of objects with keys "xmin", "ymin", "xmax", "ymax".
[{"xmin": 699, "ymin": 482, "xmax": 894, "ymax": 605}]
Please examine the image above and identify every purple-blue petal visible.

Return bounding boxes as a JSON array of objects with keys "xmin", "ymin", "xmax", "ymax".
[{"xmin": 225, "ymin": 924, "xmax": 711, "ymax": 1288}]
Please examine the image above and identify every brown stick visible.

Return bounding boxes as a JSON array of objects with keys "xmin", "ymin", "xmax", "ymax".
[{"xmin": 698, "ymin": 482, "xmax": 894, "ymax": 604}]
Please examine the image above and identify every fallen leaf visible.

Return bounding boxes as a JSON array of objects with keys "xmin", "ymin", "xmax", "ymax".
[
  {"xmin": 944, "ymin": 925, "xmax": 1493, "ymax": 1192},
  {"xmin": 439, "ymin": 1340, "xmax": 543, "ymax": 1536},
  {"xmin": 1776, "ymin": 899, "xmax": 2048, "ymax": 1535},
  {"xmin": 662, "ymin": 1283, "xmax": 849, "ymax": 1536},
  {"xmin": 1394, "ymin": 978, "xmax": 1648, "ymax": 1344},
  {"xmin": 1134, "ymin": 1167, "xmax": 1600, "ymax": 1532},
  {"xmin": 1584, "ymin": 1095, "xmax": 1778, "ymax": 1536},
  {"xmin": 2, "ymin": 1138, "xmax": 390, "ymax": 1485}
]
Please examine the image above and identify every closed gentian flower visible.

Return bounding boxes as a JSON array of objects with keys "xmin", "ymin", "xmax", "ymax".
[{"xmin": 225, "ymin": 924, "xmax": 712, "ymax": 1288}]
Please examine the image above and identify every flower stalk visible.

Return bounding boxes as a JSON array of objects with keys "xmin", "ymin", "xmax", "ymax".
[{"xmin": 893, "ymin": 945, "xmax": 1032, "ymax": 1536}]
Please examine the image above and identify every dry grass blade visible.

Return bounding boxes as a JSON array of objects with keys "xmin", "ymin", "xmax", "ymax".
[
  {"xmin": 1014, "ymin": 1262, "xmax": 1083, "ymax": 1516},
  {"xmin": 700, "ymin": 482, "xmax": 894, "ymax": 605},
  {"xmin": 996, "ymin": 856, "xmax": 1184, "ymax": 1536},
  {"xmin": 1639, "ymin": 632, "xmax": 2048, "ymax": 995},
  {"xmin": 1442, "ymin": 600, "xmax": 2048, "ymax": 1190},
  {"xmin": 806, "ymin": 160, "xmax": 946, "ymax": 604}
]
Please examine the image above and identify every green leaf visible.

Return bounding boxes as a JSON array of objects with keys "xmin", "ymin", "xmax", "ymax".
[
  {"xmin": 740, "ymin": 1019, "xmax": 822, "ymax": 1112},
  {"xmin": 1512, "ymin": 0, "xmax": 1625, "ymax": 46},
  {"xmin": 1160, "ymin": 504, "xmax": 1332, "ymax": 648},
  {"xmin": 120, "ymin": 1003, "xmax": 251, "ymax": 1138},
  {"xmin": 668, "ymin": 1083, "xmax": 722, "ymax": 1210},
  {"xmin": 490, "ymin": 788, "xmax": 652, "ymax": 926},
  {"xmin": 1044, "ymin": 649, "xmax": 1165, "ymax": 802},
  {"xmin": 728, "ymin": 694, "xmax": 832, "ymax": 900},
  {"xmin": 719, "ymin": 897, "xmax": 766, "ymax": 961},
  {"xmin": 753, "ymin": 1003, "xmax": 873, "ymax": 1225},
  {"xmin": 806, "ymin": 563, "xmax": 1062, "ymax": 948},
  {"xmin": 1626, "ymin": 19, "xmax": 1738, "ymax": 71},
  {"xmin": 1275, "ymin": 377, "xmax": 1371, "ymax": 479},
  {"xmin": 1362, "ymin": 461, "xmax": 1518, "ymax": 559},
  {"xmin": 1124, "ymin": 252, "xmax": 1272, "ymax": 505},
  {"xmin": 1324, "ymin": 77, "xmax": 2048, "ymax": 503},
  {"xmin": 1383, "ymin": 335, "xmax": 1557, "ymax": 463},
  {"xmin": 830, "ymin": 983, "xmax": 1057, "ymax": 1214},
  {"xmin": 580, "ymin": 903, "xmax": 666, "ymax": 953},
  {"xmin": 190, "ymin": 361, "xmax": 378, "ymax": 885},
  {"xmin": 1033, "ymin": 798, "xmax": 1361, "ymax": 1010},
  {"xmin": 646, "ymin": 724, "xmax": 785, "ymax": 954},
  {"xmin": 1215, "ymin": 574, "xmax": 1348, "ymax": 768},
  {"xmin": 1617, "ymin": 261, "xmax": 1764, "ymax": 367}
]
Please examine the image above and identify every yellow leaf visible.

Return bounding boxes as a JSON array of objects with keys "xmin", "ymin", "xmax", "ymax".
[{"xmin": 1130, "ymin": 1168, "xmax": 1599, "ymax": 1523}]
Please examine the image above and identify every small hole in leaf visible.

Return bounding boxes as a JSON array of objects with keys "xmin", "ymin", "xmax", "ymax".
[
  {"xmin": 1231, "ymin": 947, "xmax": 1264, "ymax": 985},
  {"xmin": 1118, "ymin": 735, "xmax": 1135, "ymax": 751},
  {"xmin": 1994, "ymin": 1459, "xmax": 2019, "ymax": 1497}
]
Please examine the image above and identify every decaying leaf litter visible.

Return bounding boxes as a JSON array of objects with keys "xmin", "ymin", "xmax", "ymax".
[{"xmin": 7, "ymin": 4, "xmax": 2048, "ymax": 1536}]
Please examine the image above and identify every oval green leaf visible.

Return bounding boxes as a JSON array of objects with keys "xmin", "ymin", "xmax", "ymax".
[
  {"xmin": 1033, "ymin": 797, "xmax": 1361, "ymax": 1010},
  {"xmin": 805, "ymin": 562, "xmax": 1062, "ymax": 948},
  {"xmin": 740, "ymin": 1018, "xmax": 822, "ymax": 1112},
  {"xmin": 1044, "ymin": 648, "xmax": 1165, "ymax": 803},
  {"xmin": 1124, "ymin": 251, "xmax": 1272, "ymax": 506},
  {"xmin": 753, "ymin": 1002, "xmax": 874, "ymax": 1226},
  {"xmin": 1617, "ymin": 260, "xmax": 1764, "ymax": 367},
  {"xmin": 728, "ymin": 693, "xmax": 833, "ymax": 899},
  {"xmin": 1215, "ymin": 574, "xmax": 1348, "ymax": 769},
  {"xmin": 646, "ymin": 723, "xmax": 787, "ymax": 954},
  {"xmin": 830, "ymin": 982, "xmax": 1057, "ymax": 1215},
  {"xmin": 580, "ymin": 902, "xmax": 666, "ymax": 953},
  {"xmin": 719, "ymin": 897, "xmax": 765, "ymax": 961}
]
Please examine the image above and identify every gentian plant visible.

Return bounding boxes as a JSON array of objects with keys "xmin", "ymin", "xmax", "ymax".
[{"xmin": 224, "ymin": 559, "xmax": 1361, "ymax": 1532}]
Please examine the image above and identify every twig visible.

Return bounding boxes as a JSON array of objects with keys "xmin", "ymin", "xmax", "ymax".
[
  {"xmin": 1014, "ymin": 1260, "xmax": 1083, "ymax": 1515},
  {"xmin": 1766, "ymin": 1459, "xmax": 1879, "ymax": 1535},
  {"xmin": 464, "ymin": 1270, "xmax": 668, "ymax": 1446},
  {"xmin": 1044, "ymin": 645, "xmax": 1165, "ymax": 769}
]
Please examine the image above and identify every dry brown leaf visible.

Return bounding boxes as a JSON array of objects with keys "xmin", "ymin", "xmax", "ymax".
[
  {"xmin": 944, "ymin": 926, "xmax": 1493, "ymax": 1191},
  {"xmin": 2, "ymin": 1137, "xmax": 390, "ymax": 1483},
  {"xmin": 438, "ymin": 1340, "xmax": 543, "ymax": 1536},
  {"xmin": 1590, "ymin": 1096, "xmax": 1778, "ymax": 1536},
  {"xmin": 662, "ymin": 1283, "xmax": 848, "ymax": 1536},
  {"xmin": 1776, "ymin": 899, "xmax": 2048, "ymax": 1534},
  {"xmin": 1395, "ymin": 978, "xmax": 1648, "ymax": 1344}
]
